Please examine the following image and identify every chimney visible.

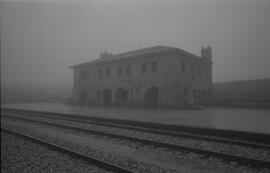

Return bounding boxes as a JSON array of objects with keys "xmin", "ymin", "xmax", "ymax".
[
  {"xmin": 100, "ymin": 50, "xmax": 113, "ymax": 59},
  {"xmin": 201, "ymin": 46, "xmax": 212, "ymax": 62}
]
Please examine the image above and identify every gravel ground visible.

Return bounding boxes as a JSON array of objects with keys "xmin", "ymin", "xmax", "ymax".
[
  {"xmin": 2, "ymin": 118, "xmax": 270, "ymax": 173},
  {"xmin": 2, "ymin": 122, "xmax": 179, "ymax": 173},
  {"xmin": 3, "ymin": 114, "xmax": 270, "ymax": 161},
  {"xmin": 1, "ymin": 132, "xmax": 114, "ymax": 173}
]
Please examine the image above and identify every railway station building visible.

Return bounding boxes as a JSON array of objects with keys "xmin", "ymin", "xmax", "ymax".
[{"xmin": 70, "ymin": 46, "xmax": 213, "ymax": 107}]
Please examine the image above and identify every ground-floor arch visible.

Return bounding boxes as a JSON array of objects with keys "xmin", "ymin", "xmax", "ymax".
[
  {"xmin": 115, "ymin": 88, "xmax": 129, "ymax": 104},
  {"xmin": 79, "ymin": 90, "xmax": 87, "ymax": 105},
  {"xmin": 144, "ymin": 87, "xmax": 159, "ymax": 107},
  {"xmin": 103, "ymin": 89, "xmax": 112, "ymax": 105}
]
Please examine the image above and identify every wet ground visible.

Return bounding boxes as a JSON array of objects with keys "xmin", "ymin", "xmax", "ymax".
[{"xmin": 1, "ymin": 103, "xmax": 270, "ymax": 134}]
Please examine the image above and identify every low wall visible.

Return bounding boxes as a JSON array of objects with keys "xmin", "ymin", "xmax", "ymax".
[
  {"xmin": 214, "ymin": 100, "xmax": 270, "ymax": 109},
  {"xmin": 1, "ymin": 97, "xmax": 68, "ymax": 104}
]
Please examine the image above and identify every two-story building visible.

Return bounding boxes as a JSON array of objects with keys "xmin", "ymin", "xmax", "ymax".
[{"xmin": 70, "ymin": 45, "xmax": 213, "ymax": 107}]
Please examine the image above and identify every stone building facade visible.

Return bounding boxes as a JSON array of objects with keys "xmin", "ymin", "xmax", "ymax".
[{"xmin": 70, "ymin": 46, "xmax": 213, "ymax": 107}]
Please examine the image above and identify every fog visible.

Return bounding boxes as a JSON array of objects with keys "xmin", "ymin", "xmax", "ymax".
[{"xmin": 1, "ymin": 0, "xmax": 270, "ymax": 87}]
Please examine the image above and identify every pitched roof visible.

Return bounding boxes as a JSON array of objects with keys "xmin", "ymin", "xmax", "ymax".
[{"xmin": 70, "ymin": 45, "xmax": 200, "ymax": 68}]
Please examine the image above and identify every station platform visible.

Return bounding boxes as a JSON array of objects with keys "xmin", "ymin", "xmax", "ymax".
[{"xmin": 1, "ymin": 103, "xmax": 270, "ymax": 134}]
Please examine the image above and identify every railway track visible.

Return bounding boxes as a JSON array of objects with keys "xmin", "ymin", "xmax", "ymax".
[
  {"xmin": 2, "ymin": 110, "xmax": 270, "ymax": 169},
  {"xmin": 2, "ymin": 108, "xmax": 270, "ymax": 150},
  {"xmin": 1, "ymin": 127, "xmax": 134, "ymax": 173}
]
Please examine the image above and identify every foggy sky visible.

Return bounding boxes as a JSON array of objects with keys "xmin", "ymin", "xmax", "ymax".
[{"xmin": 1, "ymin": 0, "xmax": 270, "ymax": 87}]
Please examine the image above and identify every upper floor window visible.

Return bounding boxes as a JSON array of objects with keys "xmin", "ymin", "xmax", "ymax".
[
  {"xmin": 80, "ymin": 70, "xmax": 89, "ymax": 79},
  {"xmin": 198, "ymin": 66, "xmax": 201, "ymax": 77},
  {"xmin": 106, "ymin": 68, "xmax": 110, "ymax": 76},
  {"xmin": 118, "ymin": 66, "xmax": 123, "ymax": 75},
  {"xmin": 98, "ymin": 69, "xmax": 103, "ymax": 77},
  {"xmin": 151, "ymin": 61, "xmax": 157, "ymax": 72},
  {"xmin": 126, "ymin": 65, "xmax": 132, "ymax": 75},
  {"xmin": 141, "ymin": 63, "xmax": 147, "ymax": 73},
  {"xmin": 191, "ymin": 63, "xmax": 195, "ymax": 75},
  {"xmin": 205, "ymin": 69, "xmax": 209, "ymax": 78},
  {"xmin": 181, "ymin": 61, "xmax": 186, "ymax": 73}
]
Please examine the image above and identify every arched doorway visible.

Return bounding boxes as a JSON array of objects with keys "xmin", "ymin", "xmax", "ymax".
[
  {"xmin": 144, "ymin": 87, "xmax": 159, "ymax": 107},
  {"xmin": 79, "ymin": 90, "xmax": 87, "ymax": 105},
  {"xmin": 115, "ymin": 88, "xmax": 129, "ymax": 104},
  {"xmin": 103, "ymin": 89, "xmax": 112, "ymax": 105}
]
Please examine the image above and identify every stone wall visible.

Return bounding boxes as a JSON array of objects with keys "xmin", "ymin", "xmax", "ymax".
[{"xmin": 72, "ymin": 50, "xmax": 213, "ymax": 107}]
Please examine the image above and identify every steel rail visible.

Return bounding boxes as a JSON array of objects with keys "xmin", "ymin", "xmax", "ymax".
[
  {"xmin": 2, "ymin": 115, "xmax": 270, "ymax": 169},
  {"xmin": 3, "ymin": 108, "xmax": 270, "ymax": 145},
  {"xmin": 2, "ymin": 110, "xmax": 270, "ymax": 150},
  {"xmin": 1, "ymin": 127, "xmax": 134, "ymax": 173}
]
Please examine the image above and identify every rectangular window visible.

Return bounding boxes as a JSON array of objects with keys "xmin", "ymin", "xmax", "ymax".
[
  {"xmin": 193, "ymin": 89, "xmax": 197, "ymax": 100},
  {"xmin": 205, "ymin": 69, "xmax": 208, "ymax": 78},
  {"xmin": 126, "ymin": 65, "xmax": 132, "ymax": 75},
  {"xmin": 198, "ymin": 66, "xmax": 201, "ymax": 77},
  {"xmin": 191, "ymin": 64, "xmax": 195, "ymax": 75},
  {"xmin": 97, "ymin": 90, "xmax": 101, "ymax": 100},
  {"xmin": 80, "ymin": 70, "xmax": 89, "ymax": 79},
  {"xmin": 141, "ymin": 63, "xmax": 147, "ymax": 73},
  {"xmin": 98, "ymin": 69, "xmax": 103, "ymax": 77},
  {"xmin": 151, "ymin": 61, "xmax": 157, "ymax": 72},
  {"xmin": 80, "ymin": 71, "xmax": 84, "ymax": 79},
  {"xmin": 118, "ymin": 66, "xmax": 123, "ymax": 75},
  {"xmin": 130, "ymin": 89, "xmax": 133, "ymax": 100},
  {"xmin": 202, "ymin": 90, "xmax": 206, "ymax": 98},
  {"xmin": 183, "ymin": 87, "xmax": 188, "ymax": 96},
  {"xmin": 106, "ymin": 68, "xmax": 110, "ymax": 76},
  {"xmin": 181, "ymin": 61, "xmax": 186, "ymax": 73}
]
